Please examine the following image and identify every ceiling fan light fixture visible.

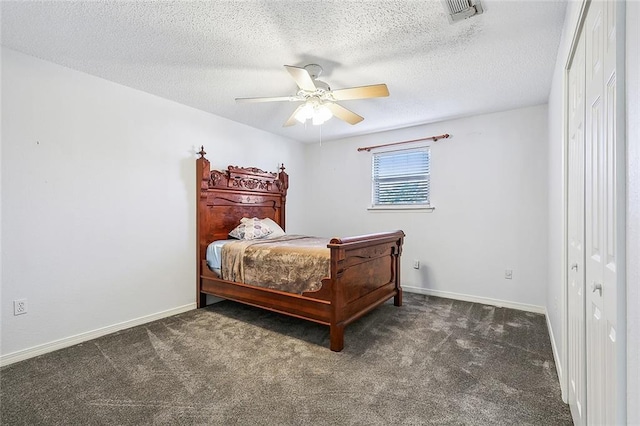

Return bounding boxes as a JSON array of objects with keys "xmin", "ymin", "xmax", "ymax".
[
  {"xmin": 295, "ymin": 100, "xmax": 333, "ymax": 125},
  {"xmin": 294, "ymin": 102, "xmax": 315, "ymax": 123},
  {"xmin": 313, "ymin": 104, "xmax": 333, "ymax": 125}
]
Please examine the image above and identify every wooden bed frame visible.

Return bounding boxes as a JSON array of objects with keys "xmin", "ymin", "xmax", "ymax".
[{"xmin": 196, "ymin": 147, "xmax": 404, "ymax": 351}]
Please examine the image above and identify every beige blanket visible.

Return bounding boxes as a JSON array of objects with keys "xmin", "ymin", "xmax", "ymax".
[{"xmin": 221, "ymin": 235, "xmax": 330, "ymax": 294}]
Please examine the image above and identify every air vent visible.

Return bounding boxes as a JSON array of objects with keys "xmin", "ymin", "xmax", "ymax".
[{"xmin": 442, "ymin": 0, "xmax": 483, "ymax": 23}]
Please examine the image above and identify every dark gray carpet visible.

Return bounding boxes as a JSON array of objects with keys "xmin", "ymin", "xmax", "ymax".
[{"xmin": 1, "ymin": 293, "xmax": 572, "ymax": 425}]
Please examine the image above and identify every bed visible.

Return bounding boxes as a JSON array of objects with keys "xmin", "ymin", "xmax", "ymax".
[{"xmin": 196, "ymin": 147, "xmax": 404, "ymax": 351}]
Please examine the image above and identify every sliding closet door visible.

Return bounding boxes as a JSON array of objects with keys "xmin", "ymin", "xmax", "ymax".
[
  {"xmin": 567, "ymin": 1, "xmax": 624, "ymax": 424},
  {"xmin": 567, "ymin": 28, "xmax": 586, "ymax": 426},
  {"xmin": 584, "ymin": 0, "xmax": 620, "ymax": 424}
]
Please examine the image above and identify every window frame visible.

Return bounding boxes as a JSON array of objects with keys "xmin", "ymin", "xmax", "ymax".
[{"xmin": 368, "ymin": 146, "xmax": 435, "ymax": 211}]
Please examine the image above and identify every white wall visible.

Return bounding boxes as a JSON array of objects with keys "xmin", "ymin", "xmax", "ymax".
[
  {"xmin": 626, "ymin": 2, "xmax": 639, "ymax": 423},
  {"xmin": 0, "ymin": 48, "xmax": 306, "ymax": 363},
  {"xmin": 303, "ymin": 105, "xmax": 549, "ymax": 311}
]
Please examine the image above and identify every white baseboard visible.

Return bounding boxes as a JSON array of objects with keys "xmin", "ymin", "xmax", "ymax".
[
  {"xmin": 545, "ymin": 306, "xmax": 567, "ymax": 402},
  {"xmin": 0, "ymin": 303, "xmax": 196, "ymax": 367},
  {"xmin": 402, "ymin": 286, "xmax": 545, "ymax": 314}
]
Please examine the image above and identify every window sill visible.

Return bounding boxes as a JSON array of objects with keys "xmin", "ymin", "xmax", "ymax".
[{"xmin": 367, "ymin": 205, "xmax": 435, "ymax": 212}]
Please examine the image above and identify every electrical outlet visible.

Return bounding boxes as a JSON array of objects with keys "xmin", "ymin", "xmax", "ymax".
[
  {"xmin": 413, "ymin": 260, "xmax": 420, "ymax": 269},
  {"xmin": 14, "ymin": 299, "xmax": 28, "ymax": 315},
  {"xmin": 505, "ymin": 270, "xmax": 513, "ymax": 280}
]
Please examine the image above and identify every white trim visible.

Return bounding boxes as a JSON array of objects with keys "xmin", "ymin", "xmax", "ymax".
[
  {"xmin": 0, "ymin": 303, "xmax": 196, "ymax": 367},
  {"xmin": 626, "ymin": 2, "xmax": 640, "ymax": 423},
  {"xmin": 367, "ymin": 205, "xmax": 435, "ymax": 212},
  {"xmin": 546, "ymin": 306, "xmax": 567, "ymax": 402},
  {"xmin": 402, "ymin": 286, "xmax": 545, "ymax": 314}
]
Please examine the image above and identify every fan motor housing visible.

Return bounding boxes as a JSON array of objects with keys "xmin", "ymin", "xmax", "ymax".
[
  {"xmin": 303, "ymin": 64, "xmax": 323, "ymax": 79},
  {"xmin": 313, "ymin": 80, "xmax": 330, "ymax": 92}
]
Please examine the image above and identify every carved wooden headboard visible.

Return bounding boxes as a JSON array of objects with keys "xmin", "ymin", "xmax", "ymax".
[{"xmin": 195, "ymin": 147, "xmax": 289, "ymax": 265}]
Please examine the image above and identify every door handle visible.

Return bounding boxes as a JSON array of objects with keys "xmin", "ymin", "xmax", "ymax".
[
  {"xmin": 591, "ymin": 282, "xmax": 603, "ymax": 295},
  {"xmin": 571, "ymin": 263, "xmax": 578, "ymax": 271}
]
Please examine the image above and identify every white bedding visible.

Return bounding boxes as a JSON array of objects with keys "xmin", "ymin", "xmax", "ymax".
[{"xmin": 206, "ymin": 239, "xmax": 235, "ymax": 275}]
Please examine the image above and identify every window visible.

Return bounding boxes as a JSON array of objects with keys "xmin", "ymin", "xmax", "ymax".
[{"xmin": 371, "ymin": 148, "xmax": 431, "ymax": 208}]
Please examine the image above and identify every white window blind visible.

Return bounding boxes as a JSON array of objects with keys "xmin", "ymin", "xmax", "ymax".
[{"xmin": 372, "ymin": 148, "xmax": 430, "ymax": 207}]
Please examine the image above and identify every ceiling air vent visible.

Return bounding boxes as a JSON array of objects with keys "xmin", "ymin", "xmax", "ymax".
[{"xmin": 442, "ymin": 0, "xmax": 483, "ymax": 23}]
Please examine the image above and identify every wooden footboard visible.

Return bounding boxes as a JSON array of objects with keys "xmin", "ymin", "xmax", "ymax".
[{"xmin": 326, "ymin": 230, "xmax": 404, "ymax": 351}]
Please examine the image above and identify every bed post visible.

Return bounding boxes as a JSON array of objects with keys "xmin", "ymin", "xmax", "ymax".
[
  {"xmin": 394, "ymin": 234, "xmax": 404, "ymax": 307},
  {"xmin": 329, "ymin": 242, "xmax": 345, "ymax": 352},
  {"xmin": 278, "ymin": 164, "xmax": 289, "ymax": 230},
  {"xmin": 330, "ymin": 324, "xmax": 345, "ymax": 352},
  {"xmin": 196, "ymin": 146, "xmax": 209, "ymax": 309}
]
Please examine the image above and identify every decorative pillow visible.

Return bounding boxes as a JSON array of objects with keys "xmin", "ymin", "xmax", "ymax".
[
  {"xmin": 259, "ymin": 218, "xmax": 286, "ymax": 238},
  {"xmin": 241, "ymin": 217, "xmax": 286, "ymax": 238},
  {"xmin": 229, "ymin": 218, "xmax": 273, "ymax": 240}
]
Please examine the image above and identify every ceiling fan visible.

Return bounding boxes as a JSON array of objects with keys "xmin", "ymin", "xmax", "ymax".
[{"xmin": 235, "ymin": 64, "xmax": 389, "ymax": 127}]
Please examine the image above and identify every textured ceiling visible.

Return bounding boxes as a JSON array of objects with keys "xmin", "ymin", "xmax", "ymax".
[{"xmin": 1, "ymin": 1, "xmax": 566, "ymax": 143}]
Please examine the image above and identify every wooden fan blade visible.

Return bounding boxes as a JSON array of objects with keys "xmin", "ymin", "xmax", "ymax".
[
  {"xmin": 283, "ymin": 105, "xmax": 304, "ymax": 127},
  {"xmin": 284, "ymin": 65, "xmax": 317, "ymax": 92},
  {"xmin": 331, "ymin": 84, "xmax": 389, "ymax": 101},
  {"xmin": 235, "ymin": 96, "xmax": 296, "ymax": 103},
  {"xmin": 325, "ymin": 103, "xmax": 364, "ymax": 125}
]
